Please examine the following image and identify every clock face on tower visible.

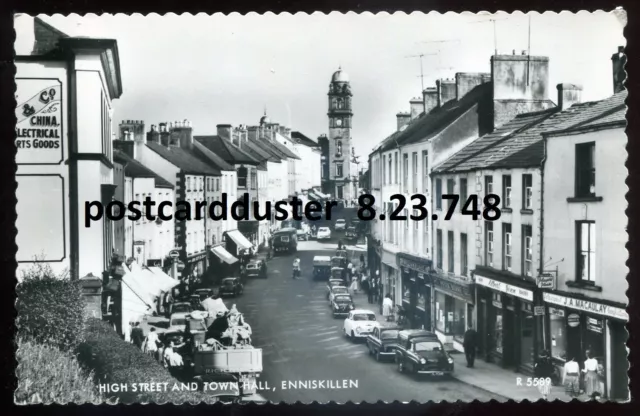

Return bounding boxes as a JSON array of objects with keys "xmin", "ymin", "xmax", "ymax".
[{"xmin": 335, "ymin": 118, "xmax": 342, "ymax": 127}]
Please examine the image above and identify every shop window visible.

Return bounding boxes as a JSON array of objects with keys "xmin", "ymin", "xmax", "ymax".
[
  {"xmin": 522, "ymin": 225, "xmax": 533, "ymax": 277},
  {"xmin": 575, "ymin": 142, "xmax": 596, "ymax": 197},
  {"xmin": 460, "ymin": 177, "xmax": 468, "ymax": 207},
  {"xmin": 492, "ymin": 293, "xmax": 504, "ymax": 354},
  {"xmin": 522, "ymin": 174, "xmax": 533, "ymax": 209},
  {"xmin": 435, "ymin": 179, "xmax": 442, "ymax": 210},
  {"xmin": 576, "ymin": 221, "xmax": 596, "ymax": 284},
  {"xmin": 521, "ymin": 303, "xmax": 535, "ymax": 367},
  {"xmin": 461, "ymin": 233, "xmax": 468, "ymax": 276},
  {"xmin": 502, "ymin": 175, "xmax": 512, "ymax": 208},
  {"xmin": 503, "ymin": 223, "xmax": 512, "ymax": 272},
  {"xmin": 436, "ymin": 229, "xmax": 443, "ymax": 270},
  {"xmin": 584, "ymin": 316, "xmax": 605, "ymax": 361},
  {"xmin": 549, "ymin": 307, "xmax": 567, "ymax": 361},
  {"xmin": 452, "ymin": 297, "xmax": 466, "ymax": 342},
  {"xmin": 402, "ymin": 278, "xmax": 411, "ymax": 302},
  {"xmin": 435, "ymin": 291, "xmax": 450, "ymax": 334},
  {"xmin": 485, "ymin": 221, "xmax": 494, "ymax": 267},
  {"xmin": 447, "ymin": 231, "xmax": 455, "ymax": 273},
  {"xmin": 416, "ymin": 289, "xmax": 426, "ymax": 310}
]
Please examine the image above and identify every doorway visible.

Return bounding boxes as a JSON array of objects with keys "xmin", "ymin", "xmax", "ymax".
[
  {"xmin": 609, "ymin": 320, "xmax": 629, "ymax": 400},
  {"xmin": 503, "ymin": 307, "xmax": 516, "ymax": 367}
]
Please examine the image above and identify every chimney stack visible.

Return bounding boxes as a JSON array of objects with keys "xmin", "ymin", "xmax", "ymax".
[
  {"xmin": 436, "ymin": 79, "xmax": 456, "ymax": 107},
  {"xmin": 409, "ymin": 97, "xmax": 424, "ymax": 120},
  {"xmin": 396, "ymin": 112, "xmax": 411, "ymax": 131},
  {"xmin": 422, "ymin": 87, "xmax": 438, "ymax": 114},
  {"xmin": 557, "ymin": 83, "xmax": 583, "ymax": 111},
  {"xmin": 455, "ymin": 73, "xmax": 491, "ymax": 100},
  {"xmin": 611, "ymin": 46, "xmax": 626, "ymax": 93},
  {"xmin": 15, "ymin": 14, "xmax": 36, "ymax": 56},
  {"xmin": 217, "ymin": 124, "xmax": 232, "ymax": 141}
]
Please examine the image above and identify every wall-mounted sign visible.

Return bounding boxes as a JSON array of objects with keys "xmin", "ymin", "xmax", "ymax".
[
  {"xmin": 16, "ymin": 79, "xmax": 63, "ymax": 165},
  {"xmin": 567, "ymin": 313, "xmax": 580, "ymax": 327},
  {"xmin": 168, "ymin": 250, "xmax": 180, "ymax": 259},
  {"xmin": 534, "ymin": 306, "xmax": 545, "ymax": 316},
  {"xmin": 433, "ymin": 276, "xmax": 474, "ymax": 304},
  {"xmin": 475, "ymin": 274, "xmax": 534, "ymax": 301},
  {"xmin": 543, "ymin": 292, "xmax": 628, "ymax": 321},
  {"xmin": 537, "ymin": 272, "xmax": 556, "ymax": 289},
  {"xmin": 397, "ymin": 254, "xmax": 432, "ymax": 274},
  {"xmin": 587, "ymin": 317, "xmax": 603, "ymax": 334}
]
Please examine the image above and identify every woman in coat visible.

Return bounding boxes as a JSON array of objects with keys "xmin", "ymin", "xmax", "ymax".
[
  {"xmin": 563, "ymin": 355, "xmax": 581, "ymax": 398},
  {"xmin": 534, "ymin": 349, "xmax": 554, "ymax": 399},
  {"xmin": 582, "ymin": 350, "xmax": 602, "ymax": 400},
  {"xmin": 382, "ymin": 294, "xmax": 394, "ymax": 322}
]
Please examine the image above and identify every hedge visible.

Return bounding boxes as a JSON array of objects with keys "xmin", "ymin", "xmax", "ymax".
[
  {"xmin": 16, "ymin": 263, "xmax": 86, "ymax": 352},
  {"xmin": 15, "ymin": 338, "xmax": 111, "ymax": 404},
  {"xmin": 77, "ymin": 318, "xmax": 217, "ymax": 404}
]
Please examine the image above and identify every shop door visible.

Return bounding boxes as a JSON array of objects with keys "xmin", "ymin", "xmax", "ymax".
[
  {"xmin": 609, "ymin": 320, "xmax": 629, "ymax": 400},
  {"xmin": 566, "ymin": 313, "xmax": 583, "ymax": 363},
  {"xmin": 478, "ymin": 299, "xmax": 486, "ymax": 355},
  {"xmin": 503, "ymin": 307, "xmax": 516, "ymax": 367}
]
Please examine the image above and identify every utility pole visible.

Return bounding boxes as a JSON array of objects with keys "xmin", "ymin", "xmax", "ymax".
[
  {"xmin": 405, "ymin": 53, "xmax": 438, "ymax": 91},
  {"xmin": 468, "ymin": 16, "xmax": 509, "ymax": 56}
]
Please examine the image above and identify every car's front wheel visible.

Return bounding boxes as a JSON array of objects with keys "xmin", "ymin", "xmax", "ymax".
[{"xmin": 397, "ymin": 358, "xmax": 404, "ymax": 373}]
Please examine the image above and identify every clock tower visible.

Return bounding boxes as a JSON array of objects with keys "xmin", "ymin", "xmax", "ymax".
[{"xmin": 326, "ymin": 67, "xmax": 353, "ymax": 201}]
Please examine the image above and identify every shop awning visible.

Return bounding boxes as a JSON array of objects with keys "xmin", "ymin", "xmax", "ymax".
[
  {"xmin": 226, "ymin": 230, "xmax": 254, "ymax": 250},
  {"xmin": 211, "ymin": 245, "xmax": 238, "ymax": 265}
]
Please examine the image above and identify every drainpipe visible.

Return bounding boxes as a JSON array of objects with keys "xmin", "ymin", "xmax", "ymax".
[{"xmin": 539, "ymin": 136, "xmax": 548, "ymax": 354}]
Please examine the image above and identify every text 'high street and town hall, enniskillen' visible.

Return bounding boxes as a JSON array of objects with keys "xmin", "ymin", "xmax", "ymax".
[{"xmin": 13, "ymin": 10, "xmax": 629, "ymax": 406}]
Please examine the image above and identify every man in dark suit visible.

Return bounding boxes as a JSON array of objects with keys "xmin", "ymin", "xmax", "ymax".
[
  {"xmin": 130, "ymin": 322, "xmax": 145, "ymax": 349},
  {"xmin": 463, "ymin": 323, "xmax": 478, "ymax": 368}
]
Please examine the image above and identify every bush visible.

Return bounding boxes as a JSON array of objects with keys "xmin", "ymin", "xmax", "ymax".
[
  {"xmin": 15, "ymin": 338, "xmax": 112, "ymax": 404},
  {"xmin": 16, "ymin": 263, "xmax": 86, "ymax": 352},
  {"xmin": 78, "ymin": 318, "xmax": 217, "ymax": 404}
]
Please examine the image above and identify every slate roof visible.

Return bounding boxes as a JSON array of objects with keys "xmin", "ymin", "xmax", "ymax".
[
  {"xmin": 434, "ymin": 90, "xmax": 628, "ymax": 173},
  {"xmin": 377, "ymin": 83, "xmax": 492, "ymax": 153},
  {"xmin": 193, "ymin": 136, "xmax": 260, "ymax": 165},
  {"xmin": 192, "ymin": 143, "xmax": 235, "ymax": 171},
  {"xmin": 292, "ymin": 131, "xmax": 320, "ymax": 148},
  {"xmin": 251, "ymin": 137, "xmax": 296, "ymax": 161},
  {"xmin": 238, "ymin": 139, "xmax": 280, "ymax": 163},
  {"xmin": 270, "ymin": 134, "xmax": 301, "ymax": 160},
  {"xmin": 113, "ymin": 149, "xmax": 174, "ymax": 189},
  {"xmin": 145, "ymin": 142, "xmax": 221, "ymax": 176}
]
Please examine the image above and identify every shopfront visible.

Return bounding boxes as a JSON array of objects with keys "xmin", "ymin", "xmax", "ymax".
[
  {"xmin": 367, "ymin": 238, "xmax": 382, "ymax": 286},
  {"xmin": 475, "ymin": 269, "xmax": 540, "ymax": 373},
  {"xmin": 431, "ymin": 272, "xmax": 475, "ymax": 352},
  {"xmin": 543, "ymin": 291, "xmax": 629, "ymax": 400},
  {"xmin": 397, "ymin": 253, "xmax": 432, "ymax": 330},
  {"xmin": 381, "ymin": 248, "xmax": 400, "ymax": 307}
]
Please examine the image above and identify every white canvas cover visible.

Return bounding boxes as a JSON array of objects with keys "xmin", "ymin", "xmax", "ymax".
[{"xmin": 201, "ymin": 297, "xmax": 228, "ymax": 316}]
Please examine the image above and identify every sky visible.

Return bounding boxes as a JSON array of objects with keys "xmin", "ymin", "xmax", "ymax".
[{"xmin": 39, "ymin": 10, "xmax": 626, "ymax": 160}]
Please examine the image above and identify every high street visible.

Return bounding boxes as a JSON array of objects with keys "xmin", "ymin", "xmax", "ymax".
[{"xmin": 228, "ymin": 238, "xmax": 505, "ymax": 403}]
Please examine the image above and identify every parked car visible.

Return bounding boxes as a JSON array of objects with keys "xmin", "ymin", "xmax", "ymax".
[
  {"xmin": 245, "ymin": 260, "xmax": 267, "ymax": 278},
  {"xmin": 219, "ymin": 277, "xmax": 244, "ymax": 297},
  {"xmin": 366, "ymin": 326, "xmax": 401, "ymax": 361},
  {"xmin": 326, "ymin": 279, "xmax": 345, "ymax": 298},
  {"xmin": 317, "ymin": 227, "xmax": 332, "ymax": 240},
  {"xmin": 328, "ymin": 285, "xmax": 350, "ymax": 304},
  {"xmin": 334, "ymin": 219, "xmax": 347, "ymax": 231},
  {"xmin": 345, "ymin": 226, "xmax": 357, "ymax": 241},
  {"xmin": 194, "ymin": 288, "xmax": 215, "ymax": 302},
  {"xmin": 343, "ymin": 309, "xmax": 379, "ymax": 340},
  {"xmin": 331, "ymin": 294, "xmax": 355, "ymax": 318},
  {"xmin": 168, "ymin": 312, "xmax": 189, "ymax": 333},
  {"xmin": 296, "ymin": 228, "xmax": 309, "ymax": 241},
  {"xmin": 166, "ymin": 301, "xmax": 192, "ymax": 318},
  {"xmin": 394, "ymin": 329, "xmax": 454, "ymax": 377}
]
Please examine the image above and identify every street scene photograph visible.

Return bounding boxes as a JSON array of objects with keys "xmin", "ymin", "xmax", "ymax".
[{"xmin": 13, "ymin": 10, "xmax": 629, "ymax": 405}]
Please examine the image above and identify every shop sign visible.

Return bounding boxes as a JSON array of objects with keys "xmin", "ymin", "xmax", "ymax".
[
  {"xmin": 549, "ymin": 307, "xmax": 564, "ymax": 317},
  {"xmin": 433, "ymin": 276, "xmax": 474, "ymax": 303},
  {"xmin": 475, "ymin": 275, "xmax": 534, "ymax": 302},
  {"xmin": 567, "ymin": 314, "xmax": 580, "ymax": 327},
  {"xmin": 534, "ymin": 306, "xmax": 545, "ymax": 316},
  {"xmin": 537, "ymin": 272, "xmax": 556, "ymax": 289},
  {"xmin": 397, "ymin": 254, "xmax": 432, "ymax": 274},
  {"xmin": 188, "ymin": 253, "xmax": 207, "ymax": 263},
  {"xmin": 587, "ymin": 317, "xmax": 603, "ymax": 334},
  {"xmin": 492, "ymin": 300, "xmax": 503, "ymax": 309},
  {"xmin": 543, "ymin": 292, "xmax": 628, "ymax": 321},
  {"xmin": 168, "ymin": 250, "xmax": 180, "ymax": 259},
  {"xmin": 16, "ymin": 80, "xmax": 64, "ymax": 165}
]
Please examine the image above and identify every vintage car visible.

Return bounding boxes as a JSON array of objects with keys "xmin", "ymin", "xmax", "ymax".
[
  {"xmin": 194, "ymin": 288, "xmax": 215, "ymax": 302},
  {"xmin": 219, "ymin": 277, "xmax": 244, "ymax": 297},
  {"xmin": 296, "ymin": 228, "xmax": 309, "ymax": 241},
  {"xmin": 316, "ymin": 227, "xmax": 332, "ymax": 240},
  {"xmin": 394, "ymin": 329, "xmax": 454, "ymax": 377},
  {"xmin": 245, "ymin": 260, "xmax": 267, "ymax": 278},
  {"xmin": 366, "ymin": 326, "xmax": 402, "ymax": 361},
  {"xmin": 189, "ymin": 294, "xmax": 204, "ymax": 311},
  {"xmin": 331, "ymin": 256, "xmax": 347, "ymax": 269},
  {"xmin": 325, "ymin": 279, "xmax": 345, "ymax": 298},
  {"xmin": 168, "ymin": 312, "xmax": 190, "ymax": 333},
  {"xmin": 335, "ymin": 249, "xmax": 348, "ymax": 259},
  {"xmin": 331, "ymin": 294, "xmax": 355, "ymax": 318},
  {"xmin": 328, "ymin": 285, "xmax": 350, "ymax": 304},
  {"xmin": 345, "ymin": 226, "xmax": 358, "ymax": 241},
  {"xmin": 343, "ymin": 309, "xmax": 380, "ymax": 340},
  {"xmin": 166, "ymin": 301, "xmax": 192, "ymax": 318},
  {"xmin": 313, "ymin": 256, "xmax": 332, "ymax": 280},
  {"xmin": 331, "ymin": 266, "xmax": 345, "ymax": 281},
  {"xmin": 334, "ymin": 219, "xmax": 347, "ymax": 231}
]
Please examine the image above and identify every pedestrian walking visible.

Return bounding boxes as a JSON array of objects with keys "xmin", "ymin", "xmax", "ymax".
[
  {"xmin": 130, "ymin": 322, "xmax": 145, "ymax": 350},
  {"xmin": 359, "ymin": 253, "xmax": 365, "ymax": 267},
  {"xmin": 582, "ymin": 350, "xmax": 602, "ymax": 400},
  {"xmin": 534, "ymin": 349, "xmax": 554, "ymax": 399},
  {"xmin": 292, "ymin": 256, "xmax": 301, "ymax": 279},
  {"xmin": 563, "ymin": 356, "xmax": 582, "ymax": 398},
  {"xmin": 382, "ymin": 294, "xmax": 394, "ymax": 322},
  {"xmin": 462, "ymin": 324, "xmax": 478, "ymax": 368},
  {"xmin": 143, "ymin": 327, "xmax": 160, "ymax": 362}
]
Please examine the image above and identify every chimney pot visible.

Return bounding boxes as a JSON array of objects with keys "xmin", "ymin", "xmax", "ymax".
[
  {"xmin": 512, "ymin": 49, "xmax": 516, "ymax": 55},
  {"xmin": 522, "ymin": 50, "xmax": 527, "ymax": 55}
]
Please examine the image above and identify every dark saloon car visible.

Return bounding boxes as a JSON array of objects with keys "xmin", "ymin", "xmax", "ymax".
[
  {"xmin": 331, "ymin": 294, "xmax": 355, "ymax": 318},
  {"xmin": 218, "ymin": 277, "xmax": 244, "ymax": 297},
  {"xmin": 366, "ymin": 326, "xmax": 401, "ymax": 361},
  {"xmin": 345, "ymin": 226, "xmax": 357, "ymax": 242},
  {"xmin": 394, "ymin": 330, "xmax": 454, "ymax": 377}
]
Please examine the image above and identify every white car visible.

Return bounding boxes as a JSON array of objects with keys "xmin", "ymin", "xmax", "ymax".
[
  {"xmin": 168, "ymin": 312, "xmax": 189, "ymax": 333},
  {"xmin": 317, "ymin": 227, "xmax": 332, "ymax": 240},
  {"xmin": 334, "ymin": 219, "xmax": 347, "ymax": 231},
  {"xmin": 343, "ymin": 309, "xmax": 380, "ymax": 339}
]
